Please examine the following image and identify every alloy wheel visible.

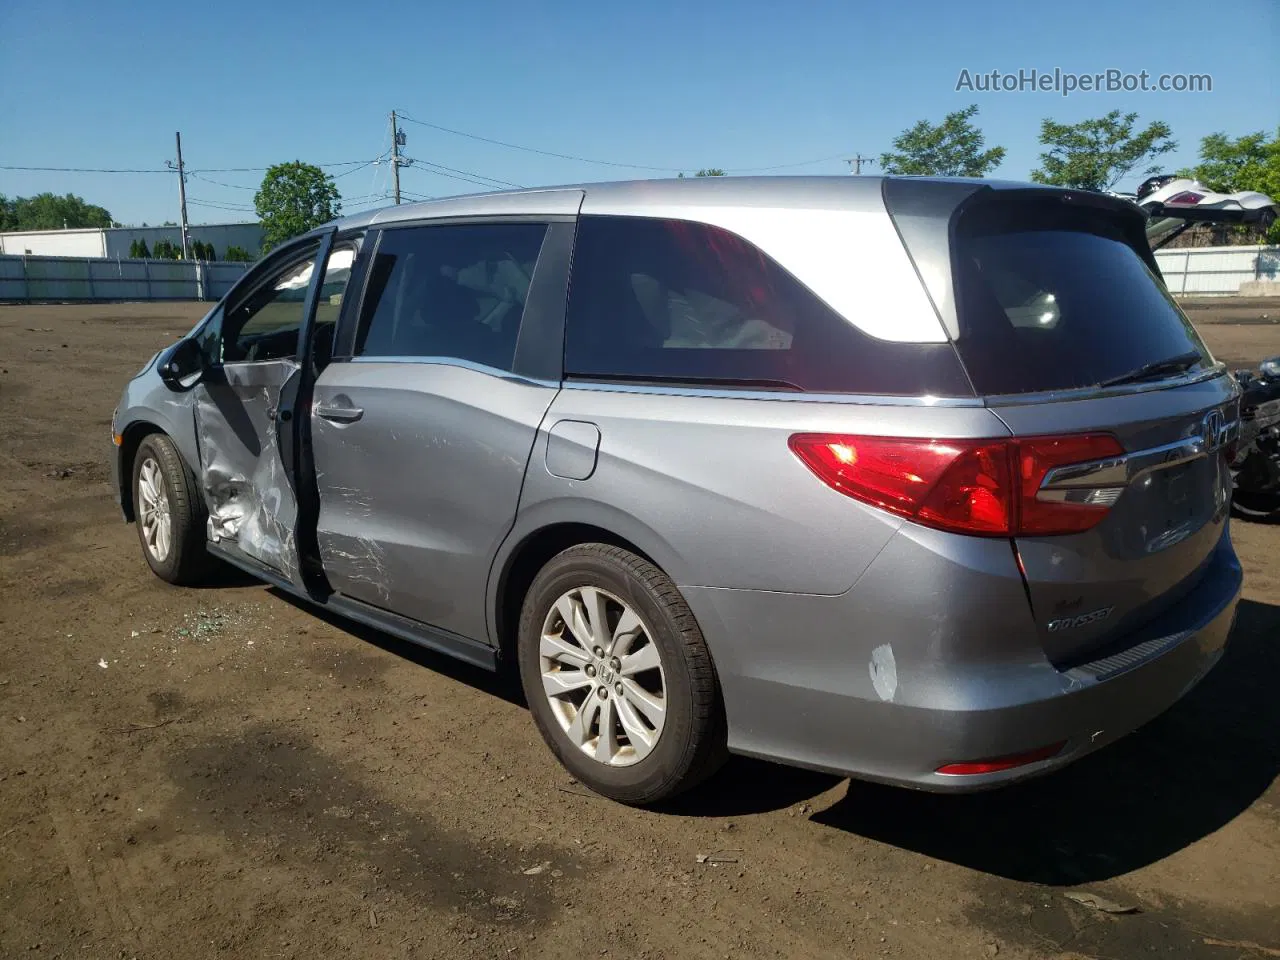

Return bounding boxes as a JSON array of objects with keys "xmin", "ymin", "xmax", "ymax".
[{"xmin": 538, "ymin": 586, "xmax": 667, "ymax": 766}]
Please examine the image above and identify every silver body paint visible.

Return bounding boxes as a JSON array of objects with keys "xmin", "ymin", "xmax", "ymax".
[{"xmin": 111, "ymin": 176, "xmax": 1244, "ymax": 792}]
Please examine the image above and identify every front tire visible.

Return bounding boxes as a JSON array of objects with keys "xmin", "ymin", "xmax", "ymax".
[
  {"xmin": 517, "ymin": 544, "xmax": 727, "ymax": 805},
  {"xmin": 132, "ymin": 433, "xmax": 214, "ymax": 584},
  {"xmin": 1231, "ymin": 490, "xmax": 1280, "ymax": 523}
]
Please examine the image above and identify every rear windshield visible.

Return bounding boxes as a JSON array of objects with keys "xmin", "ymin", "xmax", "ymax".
[
  {"xmin": 953, "ymin": 204, "xmax": 1210, "ymax": 396},
  {"xmin": 564, "ymin": 215, "xmax": 972, "ymax": 396}
]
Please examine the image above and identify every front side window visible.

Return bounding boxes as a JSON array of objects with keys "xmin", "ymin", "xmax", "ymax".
[
  {"xmin": 221, "ymin": 249, "xmax": 319, "ymax": 363},
  {"xmin": 563, "ymin": 215, "xmax": 972, "ymax": 396},
  {"xmin": 355, "ymin": 222, "xmax": 549, "ymax": 372}
]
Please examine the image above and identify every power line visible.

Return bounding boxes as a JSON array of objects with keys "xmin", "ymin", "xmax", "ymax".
[
  {"xmin": 187, "ymin": 197, "xmax": 256, "ymax": 213},
  {"xmin": 395, "ymin": 112, "xmax": 679, "ymax": 172},
  {"xmin": 2, "ymin": 158, "xmax": 383, "ymax": 175},
  {"xmin": 395, "ymin": 111, "xmax": 853, "ymax": 175},
  {"xmin": 410, "ymin": 162, "xmax": 521, "ymax": 191},
  {"xmin": 188, "ymin": 172, "xmax": 256, "ymax": 190},
  {"xmin": 0, "ymin": 164, "xmax": 170, "ymax": 174},
  {"xmin": 415, "ymin": 160, "xmax": 522, "ymax": 189}
]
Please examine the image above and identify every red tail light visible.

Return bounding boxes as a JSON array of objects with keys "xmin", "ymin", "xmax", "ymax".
[
  {"xmin": 789, "ymin": 433, "xmax": 1124, "ymax": 537},
  {"xmin": 1165, "ymin": 191, "xmax": 1204, "ymax": 205}
]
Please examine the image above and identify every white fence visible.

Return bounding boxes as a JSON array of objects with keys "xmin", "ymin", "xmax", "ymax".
[
  {"xmin": 0, "ymin": 254, "xmax": 251, "ymax": 302},
  {"xmin": 1154, "ymin": 244, "xmax": 1280, "ymax": 296}
]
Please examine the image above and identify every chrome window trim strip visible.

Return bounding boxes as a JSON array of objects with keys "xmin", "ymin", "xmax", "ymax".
[
  {"xmin": 347, "ymin": 355, "xmax": 560, "ymax": 388},
  {"xmin": 560, "ymin": 380, "xmax": 983, "ymax": 407}
]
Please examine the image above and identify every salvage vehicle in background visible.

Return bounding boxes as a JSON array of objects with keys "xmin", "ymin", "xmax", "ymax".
[
  {"xmin": 1229, "ymin": 356, "xmax": 1280, "ymax": 522},
  {"xmin": 1132, "ymin": 173, "xmax": 1279, "ymax": 250},
  {"xmin": 112, "ymin": 176, "xmax": 1242, "ymax": 805}
]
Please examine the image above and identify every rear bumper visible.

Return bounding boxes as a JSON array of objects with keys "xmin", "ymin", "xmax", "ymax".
[{"xmin": 681, "ymin": 526, "xmax": 1242, "ymax": 792}]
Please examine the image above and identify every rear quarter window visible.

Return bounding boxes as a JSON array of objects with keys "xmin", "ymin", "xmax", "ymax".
[
  {"xmin": 953, "ymin": 202, "xmax": 1210, "ymax": 396},
  {"xmin": 564, "ymin": 215, "xmax": 972, "ymax": 397}
]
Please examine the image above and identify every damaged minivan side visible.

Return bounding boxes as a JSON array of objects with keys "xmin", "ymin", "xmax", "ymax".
[{"xmin": 111, "ymin": 177, "xmax": 1242, "ymax": 806}]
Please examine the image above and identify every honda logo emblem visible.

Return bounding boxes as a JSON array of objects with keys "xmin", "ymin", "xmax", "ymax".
[{"xmin": 1202, "ymin": 409, "xmax": 1227, "ymax": 453}]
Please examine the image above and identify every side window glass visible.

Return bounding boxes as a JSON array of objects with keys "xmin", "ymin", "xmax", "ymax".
[
  {"xmin": 355, "ymin": 222, "xmax": 548, "ymax": 372},
  {"xmin": 222, "ymin": 251, "xmax": 318, "ymax": 363},
  {"xmin": 312, "ymin": 245, "xmax": 356, "ymax": 370}
]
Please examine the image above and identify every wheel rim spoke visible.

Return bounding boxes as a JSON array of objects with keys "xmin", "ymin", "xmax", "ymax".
[
  {"xmin": 620, "ymin": 678, "xmax": 665, "ymax": 728},
  {"xmin": 614, "ymin": 694, "xmax": 658, "ymax": 761},
  {"xmin": 538, "ymin": 584, "xmax": 667, "ymax": 768},
  {"xmin": 579, "ymin": 586, "xmax": 611, "ymax": 650},
  {"xmin": 620, "ymin": 642, "xmax": 661, "ymax": 676},
  {"xmin": 554, "ymin": 593, "xmax": 593, "ymax": 649},
  {"xmin": 594, "ymin": 697, "xmax": 617, "ymax": 762},
  {"xmin": 566, "ymin": 693, "xmax": 601, "ymax": 748},
  {"xmin": 542, "ymin": 668, "xmax": 594, "ymax": 698},
  {"xmin": 612, "ymin": 607, "xmax": 644, "ymax": 655},
  {"xmin": 540, "ymin": 632, "xmax": 590, "ymax": 667}
]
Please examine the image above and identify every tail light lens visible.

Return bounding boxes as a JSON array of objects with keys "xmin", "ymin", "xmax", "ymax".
[
  {"xmin": 789, "ymin": 433, "xmax": 1124, "ymax": 537},
  {"xmin": 1165, "ymin": 191, "xmax": 1204, "ymax": 205}
]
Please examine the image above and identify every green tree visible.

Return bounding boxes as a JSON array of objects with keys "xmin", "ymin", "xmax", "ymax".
[
  {"xmin": 879, "ymin": 104, "xmax": 1005, "ymax": 178},
  {"xmin": 135, "ymin": 239, "xmax": 151, "ymax": 258},
  {"xmin": 695, "ymin": 168, "xmax": 726, "ymax": 177},
  {"xmin": 152, "ymin": 238, "xmax": 182, "ymax": 259},
  {"xmin": 1180, "ymin": 127, "xmax": 1280, "ymax": 243},
  {"xmin": 223, "ymin": 244, "xmax": 255, "ymax": 262},
  {"xmin": 0, "ymin": 192, "xmax": 113, "ymax": 230},
  {"xmin": 254, "ymin": 161, "xmax": 341, "ymax": 252},
  {"xmin": 1031, "ymin": 110, "xmax": 1176, "ymax": 192}
]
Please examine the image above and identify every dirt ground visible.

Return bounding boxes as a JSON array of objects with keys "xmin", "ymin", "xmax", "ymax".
[{"xmin": 1, "ymin": 300, "xmax": 1277, "ymax": 960}]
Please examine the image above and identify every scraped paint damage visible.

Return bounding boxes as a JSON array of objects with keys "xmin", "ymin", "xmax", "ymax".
[
  {"xmin": 870, "ymin": 643, "xmax": 898, "ymax": 702},
  {"xmin": 320, "ymin": 535, "xmax": 390, "ymax": 602}
]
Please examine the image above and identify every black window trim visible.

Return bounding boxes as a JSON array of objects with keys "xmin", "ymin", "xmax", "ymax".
[{"xmin": 336, "ymin": 215, "xmax": 574, "ymax": 382}]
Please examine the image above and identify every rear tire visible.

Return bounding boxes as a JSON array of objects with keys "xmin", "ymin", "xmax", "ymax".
[
  {"xmin": 132, "ymin": 433, "xmax": 216, "ymax": 585},
  {"xmin": 517, "ymin": 543, "xmax": 727, "ymax": 805}
]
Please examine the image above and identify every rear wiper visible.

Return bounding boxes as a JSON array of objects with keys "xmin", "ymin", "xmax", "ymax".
[{"xmin": 1098, "ymin": 351, "xmax": 1204, "ymax": 388}]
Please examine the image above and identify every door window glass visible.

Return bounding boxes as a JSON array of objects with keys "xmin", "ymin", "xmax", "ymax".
[
  {"xmin": 312, "ymin": 246, "xmax": 356, "ymax": 369},
  {"xmin": 222, "ymin": 251, "xmax": 318, "ymax": 363},
  {"xmin": 355, "ymin": 223, "xmax": 548, "ymax": 372}
]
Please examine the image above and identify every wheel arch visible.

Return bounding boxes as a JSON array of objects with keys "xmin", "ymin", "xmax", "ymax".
[
  {"xmin": 488, "ymin": 509, "xmax": 684, "ymax": 669},
  {"xmin": 117, "ymin": 420, "xmax": 167, "ymax": 521}
]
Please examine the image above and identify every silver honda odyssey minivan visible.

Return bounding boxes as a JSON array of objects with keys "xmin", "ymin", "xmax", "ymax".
[{"xmin": 111, "ymin": 176, "xmax": 1242, "ymax": 805}]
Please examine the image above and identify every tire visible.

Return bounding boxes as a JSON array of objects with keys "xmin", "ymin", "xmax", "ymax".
[
  {"xmin": 517, "ymin": 543, "xmax": 727, "ymax": 805},
  {"xmin": 131, "ymin": 433, "xmax": 216, "ymax": 585},
  {"xmin": 1231, "ymin": 490, "xmax": 1280, "ymax": 523}
]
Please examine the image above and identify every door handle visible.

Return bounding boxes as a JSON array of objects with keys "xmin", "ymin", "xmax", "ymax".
[{"xmin": 314, "ymin": 403, "xmax": 364, "ymax": 423}]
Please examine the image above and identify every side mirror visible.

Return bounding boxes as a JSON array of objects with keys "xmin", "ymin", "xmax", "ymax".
[{"xmin": 158, "ymin": 338, "xmax": 205, "ymax": 391}]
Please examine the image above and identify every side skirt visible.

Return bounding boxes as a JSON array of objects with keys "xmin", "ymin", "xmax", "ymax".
[{"xmin": 207, "ymin": 542, "xmax": 498, "ymax": 671}]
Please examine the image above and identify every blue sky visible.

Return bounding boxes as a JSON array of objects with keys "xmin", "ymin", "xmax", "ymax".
[{"xmin": 1, "ymin": 0, "xmax": 1276, "ymax": 226}]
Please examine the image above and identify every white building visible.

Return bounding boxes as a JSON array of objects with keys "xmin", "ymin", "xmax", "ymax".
[{"xmin": 0, "ymin": 222, "xmax": 265, "ymax": 260}]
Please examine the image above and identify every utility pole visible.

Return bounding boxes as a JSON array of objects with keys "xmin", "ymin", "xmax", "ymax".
[
  {"xmin": 847, "ymin": 154, "xmax": 875, "ymax": 175},
  {"xmin": 390, "ymin": 111, "xmax": 402, "ymax": 205},
  {"xmin": 167, "ymin": 132, "xmax": 191, "ymax": 259}
]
